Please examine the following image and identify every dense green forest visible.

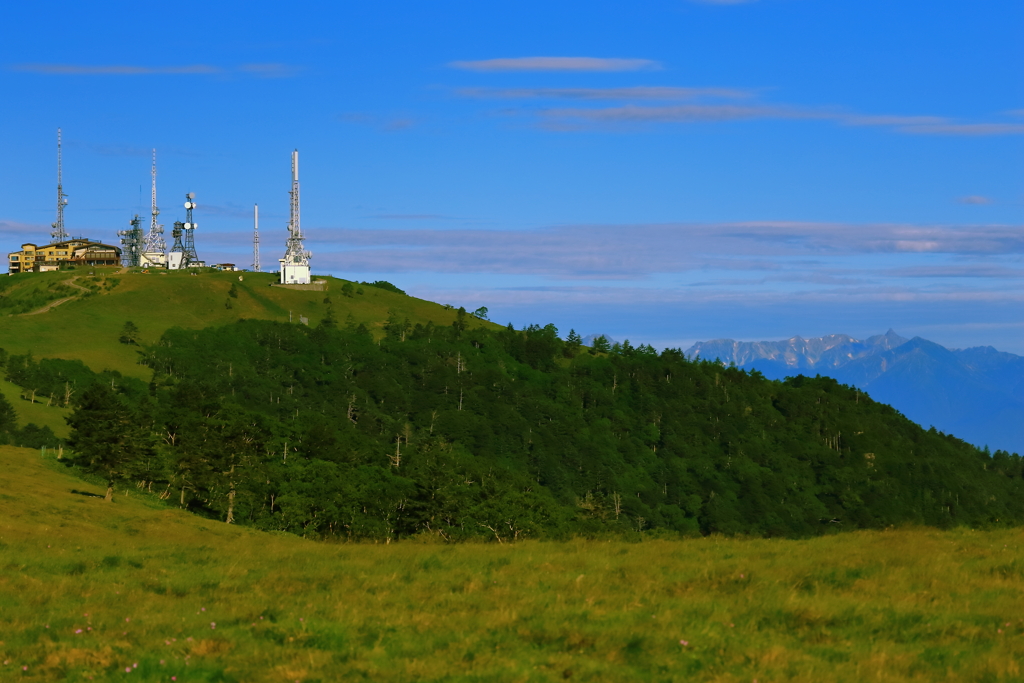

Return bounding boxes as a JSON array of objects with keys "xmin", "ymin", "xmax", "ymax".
[{"xmin": 4, "ymin": 312, "xmax": 1023, "ymax": 540}]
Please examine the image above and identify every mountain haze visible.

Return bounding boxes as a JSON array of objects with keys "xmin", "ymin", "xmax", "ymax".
[{"xmin": 687, "ymin": 332, "xmax": 1024, "ymax": 454}]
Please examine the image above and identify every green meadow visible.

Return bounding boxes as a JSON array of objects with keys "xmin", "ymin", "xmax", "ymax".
[
  {"xmin": 0, "ymin": 377, "xmax": 70, "ymax": 438},
  {"xmin": 0, "ymin": 269, "xmax": 492, "ymax": 380},
  {"xmin": 3, "ymin": 269, "xmax": 1024, "ymax": 681},
  {"xmin": 2, "ymin": 444, "xmax": 1022, "ymax": 682}
]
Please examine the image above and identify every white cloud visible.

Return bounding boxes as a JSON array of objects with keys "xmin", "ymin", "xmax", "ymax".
[
  {"xmin": 524, "ymin": 101, "xmax": 1024, "ymax": 136},
  {"xmin": 456, "ymin": 86, "xmax": 755, "ymax": 101},
  {"xmin": 237, "ymin": 63, "xmax": 302, "ymax": 78},
  {"xmin": 338, "ymin": 113, "xmax": 418, "ymax": 132},
  {"xmin": 539, "ymin": 103, "xmax": 810, "ymax": 128},
  {"xmin": 8, "ymin": 63, "xmax": 299, "ymax": 78},
  {"xmin": 959, "ymin": 195, "xmax": 992, "ymax": 205},
  {"xmin": 295, "ymin": 221, "xmax": 1024, "ymax": 280},
  {"xmin": 0, "ymin": 220, "xmax": 46, "ymax": 236},
  {"xmin": 896, "ymin": 123, "xmax": 1024, "ymax": 136},
  {"xmin": 10, "ymin": 64, "xmax": 221, "ymax": 75},
  {"xmin": 448, "ymin": 57, "xmax": 660, "ymax": 72}
]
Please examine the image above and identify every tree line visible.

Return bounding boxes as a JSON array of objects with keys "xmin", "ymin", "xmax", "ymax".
[{"xmin": 5, "ymin": 314, "xmax": 1024, "ymax": 540}]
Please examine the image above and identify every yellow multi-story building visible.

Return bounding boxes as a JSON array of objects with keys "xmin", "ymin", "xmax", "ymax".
[{"xmin": 8, "ymin": 238, "xmax": 122, "ymax": 274}]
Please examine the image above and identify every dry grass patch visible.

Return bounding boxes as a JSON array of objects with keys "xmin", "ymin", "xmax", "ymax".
[{"xmin": 1, "ymin": 445, "xmax": 1022, "ymax": 681}]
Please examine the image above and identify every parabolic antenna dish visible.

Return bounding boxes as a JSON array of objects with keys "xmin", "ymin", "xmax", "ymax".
[{"xmin": 183, "ymin": 223, "xmax": 192, "ymax": 230}]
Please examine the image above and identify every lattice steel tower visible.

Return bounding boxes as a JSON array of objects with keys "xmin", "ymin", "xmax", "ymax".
[
  {"xmin": 169, "ymin": 221, "xmax": 185, "ymax": 256},
  {"xmin": 141, "ymin": 149, "xmax": 166, "ymax": 260},
  {"xmin": 279, "ymin": 150, "xmax": 311, "ymax": 284},
  {"xmin": 118, "ymin": 215, "xmax": 145, "ymax": 267},
  {"xmin": 181, "ymin": 193, "xmax": 199, "ymax": 266},
  {"xmin": 50, "ymin": 128, "xmax": 69, "ymax": 243}
]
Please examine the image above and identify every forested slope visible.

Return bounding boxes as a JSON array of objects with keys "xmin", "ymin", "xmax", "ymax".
[{"xmin": 18, "ymin": 311, "xmax": 1020, "ymax": 541}]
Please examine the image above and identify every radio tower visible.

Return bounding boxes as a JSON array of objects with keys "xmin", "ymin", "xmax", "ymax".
[
  {"xmin": 253, "ymin": 203, "xmax": 261, "ymax": 272},
  {"xmin": 278, "ymin": 150, "xmax": 311, "ymax": 284},
  {"xmin": 118, "ymin": 215, "xmax": 144, "ymax": 266},
  {"xmin": 141, "ymin": 149, "xmax": 166, "ymax": 266},
  {"xmin": 50, "ymin": 128, "xmax": 69, "ymax": 243},
  {"xmin": 181, "ymin": 193, "xmax": 199, "ymax": 267}
]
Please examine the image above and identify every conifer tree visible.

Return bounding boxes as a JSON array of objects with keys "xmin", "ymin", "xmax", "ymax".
[
  {"xmin": 564, "ymin": 329, "xmax": 582, "ymax": 358},
  {"xmin": 67, "ymin": 383, "xmax": 153, "ymax": 501},
  {"xmin": 119, "ymin": 321, "xmax": 140, "ymax": 345},
  {"xmin": 0, "ymin": 391, "xmax": 17, "ymax": 438}
]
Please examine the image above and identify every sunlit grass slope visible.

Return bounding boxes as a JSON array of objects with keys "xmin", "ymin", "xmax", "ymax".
[
  {"xmin": 0, "ymin": 269, "xmax": 493, "ymax": 379},
  {"xmin": 3, "ymin": 444, "xmax": 1023, "ymax": 682},
  {"xmin": 0, "ymin": 378, "xmax": 70, "ymax": 438}
]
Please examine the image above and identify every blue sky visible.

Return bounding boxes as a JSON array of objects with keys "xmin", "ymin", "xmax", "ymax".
[{"xmin": 2, "ymin": 0, "xmax": 1022, "ymax": 352}]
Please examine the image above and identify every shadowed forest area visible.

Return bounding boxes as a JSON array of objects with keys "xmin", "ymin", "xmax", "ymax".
[{"xmin": 4, "ymin": 309, "xmax": 1022, "ymax": 541}]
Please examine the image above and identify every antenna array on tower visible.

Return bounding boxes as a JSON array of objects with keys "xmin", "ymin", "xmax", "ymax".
[
  {"xmin": 279, "ymin": 150, "xmax": 312, "ymax": 284},
  {"xmin": 27, "ymin": 135, "xmax": 313, "ymax": 279},
  {"xmin": 50, "ymin": 129, "xmax": 69, "ymax": 243},
  {"xmin": 181, "ymin": 193, "xmax": 200, "ymax": 267},
  {"xmin": 118, "ymin": 215, "xmax": 144, "ymax": 267}
]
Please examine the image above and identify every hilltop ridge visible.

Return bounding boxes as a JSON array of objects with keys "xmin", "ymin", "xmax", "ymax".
[{"xmin": 0, "ymin": 269, "xmax": 495, "ymax": 379}]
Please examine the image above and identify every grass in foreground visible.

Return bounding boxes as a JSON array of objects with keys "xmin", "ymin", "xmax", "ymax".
[{"xmin": 1, "ymin": 445, "xmax": 1022, "ymax": 682}]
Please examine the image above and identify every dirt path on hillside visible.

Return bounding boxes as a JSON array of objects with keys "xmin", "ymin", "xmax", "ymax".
[{"xmin": 20, "ymin": 277, "xmax": 90, "ymax": 316}]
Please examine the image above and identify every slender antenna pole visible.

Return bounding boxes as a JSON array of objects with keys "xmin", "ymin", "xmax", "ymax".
[
  {"xmin": 50, "ymin": 128, "xmax": 69, "ymax": 242},
  {"xmin": 290, "ymin": 150, "xmax": 300, "ymax": 240},
  {"xmin": 150, "ymin": 150, "xmax": 159, "ymax": 236},
  {"xmin": 253, "ymin": 203, "xmax": 261, "ymax": 272}
]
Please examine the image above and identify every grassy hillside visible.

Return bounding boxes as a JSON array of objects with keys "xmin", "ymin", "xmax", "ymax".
[
  {"xmin": 2, "ymin": 444, "xmax": 1023, "ymax": 682},
  {"xmin": 0, "ymin": 269, "xmax": 493, "ymax": 380},
  {"xmin": 0, "ymin": 377, "xmax": 70, "ymax": 438}
]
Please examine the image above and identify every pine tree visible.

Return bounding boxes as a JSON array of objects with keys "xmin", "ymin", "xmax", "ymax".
[
  {"xmin": 452, "ymin": 307, "xmax": 468, "ymax": 337},
  {"xmin": 564, "ymin": 329, "xmax": 582, "ymax": 358},
  {"xmin": 318, "ymin": 305, "xmax": 337, "ymax": 330},
  {"xmin": 66, "ymin": 383, "xmax": 153, "ymax": 501},
  {"xmin": 0, "ymin": 390, "xmax": 17, "ymax": 439},
  {"xmin": 119, "ymin": 321, "xmax": 140, "ymax": 345}
]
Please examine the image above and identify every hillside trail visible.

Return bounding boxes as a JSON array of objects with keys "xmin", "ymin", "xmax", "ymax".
[{"xmin": 19, "ymin": 277, "xmax": 90, "ymax": 316}]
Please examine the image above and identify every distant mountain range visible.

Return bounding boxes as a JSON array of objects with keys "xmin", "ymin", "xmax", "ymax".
[
  {"xmin": 582, "ymin": 333, "xmax": 618, "ymax": 347},
  {"xmin": 686, "ymin": 331, "xmax": 1024, "ymax": 455}
]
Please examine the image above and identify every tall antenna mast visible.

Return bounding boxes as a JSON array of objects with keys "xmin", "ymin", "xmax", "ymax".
[
  {"xmin": 290, "ymin": 150, "xmax": 300, "ymax": 241},
  {"xmin": 253, "ymin": 203, "xmax": 261, "ymax": 272},
  {"xmin": 279, "ymin": 149, "xmax": 311, "ymax": 284},
  {"xmin": 150, "ymin": 150, "xmax": 159, "ymax": 238},
  {"xmin": 141, "ymin": 149, "xmax": 167, "ymax": 264},
  {"xmin": 50, "ymin": 128, "xmax": 69, "ymax": 242}
]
